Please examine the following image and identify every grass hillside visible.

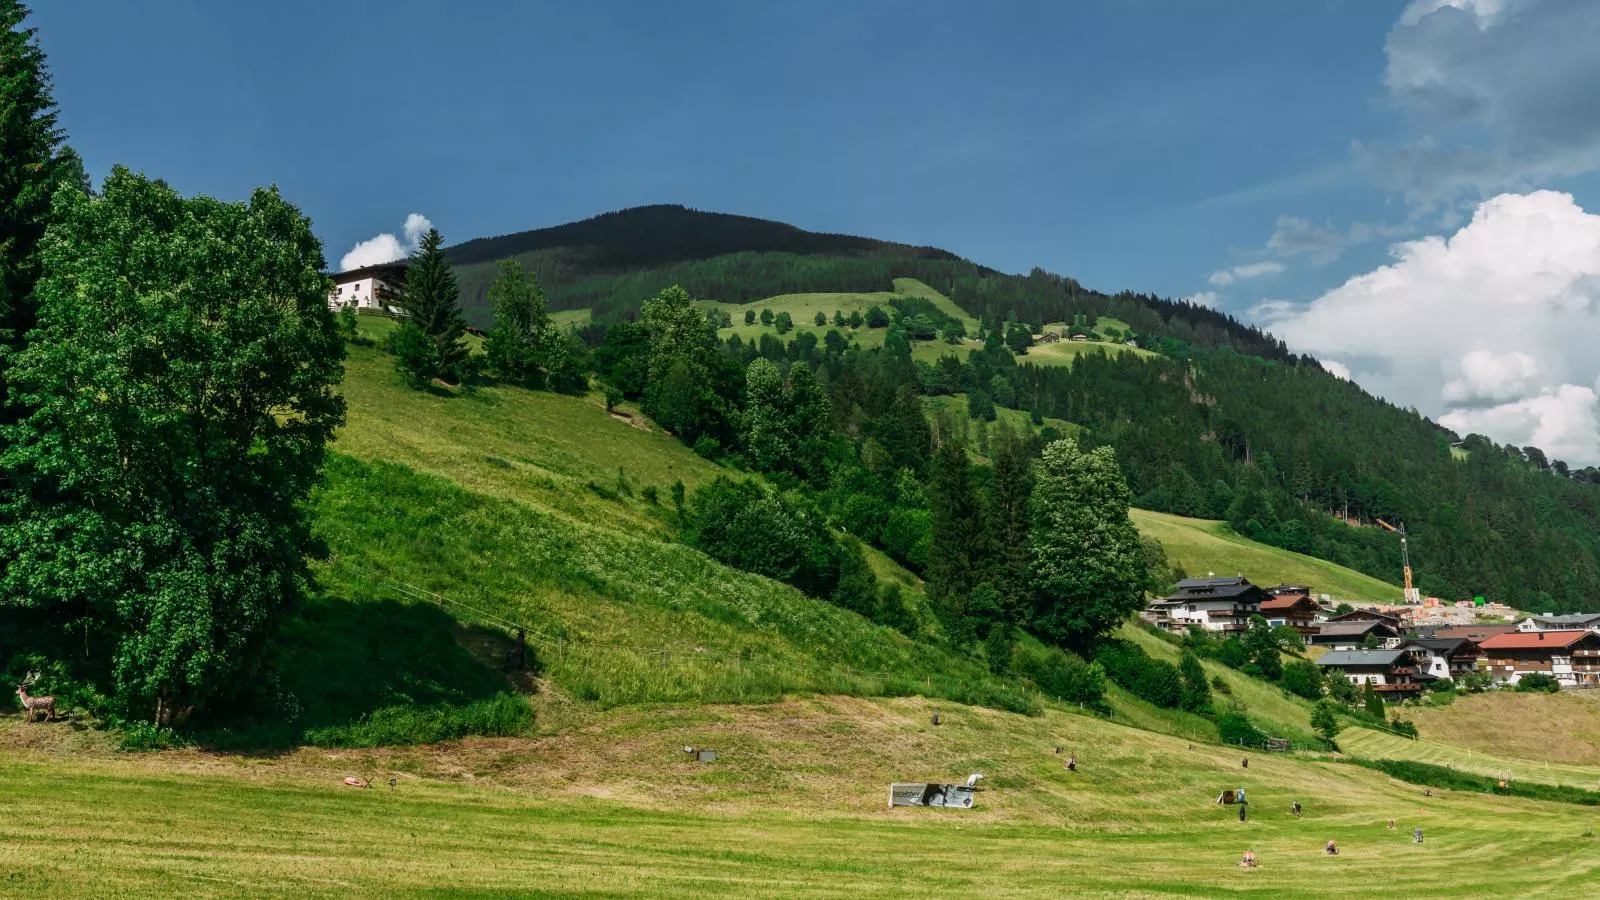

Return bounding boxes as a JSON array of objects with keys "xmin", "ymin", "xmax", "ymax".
[
  {"xmin": 1130, "ymin": 508, "xmax": 1400, "ymax": 602},
  {"xmin": 1401, "ymin": 691, "xmax": 1600, "ymax": 767},
  {"xmin": 4, "ymin": 693, "xmax": 1595, "ymax": 897}
]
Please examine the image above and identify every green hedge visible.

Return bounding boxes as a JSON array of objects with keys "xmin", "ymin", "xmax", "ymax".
[{"xmin": 1344, "ymin": 758, "xmax": 1600, "ymax": 806}]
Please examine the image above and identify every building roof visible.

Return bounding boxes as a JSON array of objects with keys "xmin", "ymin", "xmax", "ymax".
[
  {"xmin": 1327, "ymin": 608, "xmax": 1403, "ymax": 625},
  {"xmin": 1401, "ymin": 638, "xmax": 1473, "ymax": 655},
  {"xmin": 1163, "ymin": 577, "xmax": 1267, "ymax": 603},
  {"xmin": 1524, "ymin": 613, "xmax": 1600, "ymax": 627},
  {"xmin": 1260, "ymin": 594, "xmax": 1318, "ymax": 613},
  {"xmin": 1425, "ymin": 624, "xmax": 1517, "ymax": 642},
  {"xmin": 330, "ymin": 260, "xmax": 409, "ymax": 282},
  {"xmin": 1316, "ymin": 649, "xmax": 1408, "ymax": 668},
  {"xmin": 1311, "ymin": 621, "xmax": 1398, "ymax": 638},
  {"xmin": 1479, "ymin": 630, "xmax": 1598, "ymax": 651}
]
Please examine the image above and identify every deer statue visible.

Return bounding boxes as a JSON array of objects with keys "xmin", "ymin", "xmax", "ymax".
[{"xmin": 16, "ymin": 672, "xmax": 57, "ymax": 723}]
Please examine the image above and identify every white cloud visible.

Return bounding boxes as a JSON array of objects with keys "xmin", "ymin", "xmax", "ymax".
[
  {"xmin": 1182, "ymin": 291, "xmax": 1222, "ymax": 308},
  {"xmin": 1373, "ymin": 0, "xmax": 1600, "ymax": 209},
  {"xmin": 1208, "ymin": 261, "xmax": 1286, "ymax": 286},
  {"xmin": 339, "ymin": 213, "xmax": 434, "ymax": 271},
  {"xmin": 1248, "ymin": 298, "xmax": 1296, "ymax": 322},
  {"xmin": 1268, "ymin": 189, "xmax": 1600, "ymax": 464},
  {"xmin": 1322, "ymin": 360, "xmax": 1352, "ymax": 381}
]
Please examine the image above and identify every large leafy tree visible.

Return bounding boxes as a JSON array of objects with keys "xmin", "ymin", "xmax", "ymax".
[
  {"xmin": 483, "ymin": 258, "xmax": 549, "ymax": 385},
  {"xmin": 0, "ymin": 169, "xmax": 346, "ymax": 724},
  {"xmin": 741, "ymin": 357, "xmax": 791, "ymax": 471},
  {"xmin": 0, "ymin": 0, "xmax": 66, "ymax": 418},
  {"xmin": 1028, "ymin": 439, "xmax": 1146, "ymax": 648},
  {"xmin": 393, "ymin": 227, "xmax": 467, "ymax": 386},
  {"xmin": 641, "ymin": 285, "xmax": 722, "ymax": 440}
]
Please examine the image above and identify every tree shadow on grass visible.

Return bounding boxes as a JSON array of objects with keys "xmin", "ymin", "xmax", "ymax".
[{"xmin": 202, "ymin": 594, "xmax": 529, "ymax": 752}]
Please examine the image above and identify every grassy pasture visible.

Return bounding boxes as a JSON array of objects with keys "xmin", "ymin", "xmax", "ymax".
[
  {"xmin": 1129, "ymin": 508, "xmax": 1400, "ymax": 603},
  {"xmin": 2, "ymin": 694, "xmax": 1596, "ymax": 897}
]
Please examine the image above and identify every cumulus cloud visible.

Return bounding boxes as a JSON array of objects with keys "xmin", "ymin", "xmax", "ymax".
[
  {"xmin": 1208, "ymin": 261, "xmax": 1286, "ymax": 286},
  {"xmin": 1322, "ymin": 360, "xmax": 1352, "ymax": 381},
  {"xmin": 339, "ymin": 213, "xmax": 433, "ymax": 271},
  {"xmin": 1267, "ymin": 190, "xmax": 1600, "ymax": 464},
  {"xmin": 1182, "ymin": 291, "xmax": 1222, "ymax": 308},
  {"xmin": 1372, "ymin": 0, "xmax": 1600, "ymax": 209}
]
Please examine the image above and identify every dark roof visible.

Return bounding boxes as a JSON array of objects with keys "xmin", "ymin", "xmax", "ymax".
[
  {"xmin": 1524, "ymin": 613, "xmax": 1600, "ymax": 627},
  {"xmin": 330, "ymin": 260, "xmax": 409, "ymax": 282},
  {"xmin": 1402, "ymin": 638, "xmax": 1473, "ymax": 655},
  {"xmin": 1316, "ymin": 649, "xmax": 1408, "ymax": 668},
  {"xmin": 1310, "ymin": 621, "xmax": 1399, "ymax": 640},
  {"xmin": 1328, "ymin": 609, "xmax": 1403, "ymax": 625},
  {"xmin": 1425, "ymin": 624, "xmax": 1517, "ymax": 643},
  {"xmin": 1163, "ymin": 577, "xmax": 1268, "ymax": 603}
]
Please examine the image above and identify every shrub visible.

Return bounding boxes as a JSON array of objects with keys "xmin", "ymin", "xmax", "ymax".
[
  {"xmin": 1012, "ymin": 643, "xmax": 1106, "ymax": 708},
  {"xmin": 682, "ymin": 477, "xmax": 848, "ymax": 597},
  {"xmin": 305, "ymin": 693, "xmax": 533, "ymax": 748},
  {"xmin": 1389, "ymin": 718, "xmax": 1419, "ymax": 739},
  {"xmin": 691, "ymin": 435, "xmax": 721, "ymax": 458},
  {"xmin": 1344, "ymin": 758, "xmax": 1600, "ymax": 807},
  {"xmin": 1211, "ymin": 675, "xmax": 1232, "ymax": 694},
  {"xmin": 1281, "ymin": 659, "xmax": 1325, "ymax": 700},
  {"xmin": 1311, "ymin": 699, "xmax": 1342, "ymax": 742},
  {"xmin": 1517, "ymin": 672, "xmax": 1561, "ymax": 693},
  {"xmin": 1095, "ymin": 640, "xmax": 1182, "ymax": 709},
  {"xmin": 1215, "ymin": 708, "xmax": 1269, "ymax": 747}
]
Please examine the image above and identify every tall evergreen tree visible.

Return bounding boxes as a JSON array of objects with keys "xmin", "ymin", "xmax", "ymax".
[
  {"xmin": 394, "ymin": 227, "xmax": 468, "ymax": 386},
  {"xmin": 986, "ymin": 422, "xmax": 1033, "ymax": 620},
  {"xmin": 0, "ymin": 0, "xmax": 66, "ymax": 421},
  {"xmin": 926, "ymin": 435, "xmax": 986, "ymax": 623},
  {"xmin": 1028, "ymin": 439, "xmax": 1147, "ymax": 648}
]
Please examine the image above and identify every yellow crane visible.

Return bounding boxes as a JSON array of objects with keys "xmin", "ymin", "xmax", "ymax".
[{"xmin": 1376, "ymin": 519, "xmax": 1421, "ymax": 604}]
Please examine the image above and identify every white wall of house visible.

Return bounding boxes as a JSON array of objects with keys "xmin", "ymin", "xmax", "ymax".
[
  {"xmin": 1165, "ymin": 599, "xmax": 1256, "ymax": 632},
  {"xmin": 328, "ymin": 275, "xmax": 401, "ymax": 312}
]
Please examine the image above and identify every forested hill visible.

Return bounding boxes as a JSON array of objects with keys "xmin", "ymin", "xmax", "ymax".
[
  {"xmin": 446, "ymin": 204, "xmax": 1600, "ymax": 611},
  {"xmin": 446, "ymin": 205, "xmax": 1291, "ymax": 363}
]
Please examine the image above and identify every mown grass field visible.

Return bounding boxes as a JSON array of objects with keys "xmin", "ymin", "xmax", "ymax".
[
  {"xmin": 1129, "ymin": 508, "xmax": 1400, "ymax": 602},
  {"xmin": 1403, "ymin": 691, "xmax": 1600, "ymax": 767},
  {"xmin": 3, "ymin": 694, "xmax": 1596, "ymax": 898}
]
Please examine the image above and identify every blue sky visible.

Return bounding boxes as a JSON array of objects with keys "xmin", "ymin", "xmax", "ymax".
[{"xmin": 28, "ymin": 1, "xmax": 1600, "ymax": 461}]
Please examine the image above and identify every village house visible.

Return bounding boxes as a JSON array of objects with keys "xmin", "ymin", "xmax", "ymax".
[
  {"xmin": 1259, "ymin": 585, "xmax": 1321, "ymax": 637},
  {"xmin": 1514, "ymin": 613, "xmax": 1600, "ymax": 635},
  {"xmin": 1397, "ymin": 637, "xmax": 1481, "ymax": 681},
  {"xmin": 1307, "ymin": 620, "xmax": 1401, "ymax": 651},
  {"xmin": 1068, "ymin": 332, "xmax": 1090, "ymax": 342},
  {"xmin": 1315, "ymin": 648, "xmax": 1428, "ymax": 700},
  {"xmin": 328, "ymin": 261, "xmax": 406, "ymax": 313},
  {"xmin": 1476, "ymin": 630, "xmax": 1600, "ymax": 687},
  {"xmin": 1146, "ymin": 576, "xmax": 1269, "ymax": 634},
  {"xmin": 1038, "ymin": 331, "xmax": 1061, "ymax": 344}
]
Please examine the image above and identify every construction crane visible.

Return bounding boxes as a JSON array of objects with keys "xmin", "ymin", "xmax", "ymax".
[{"xmin": 1376, "ymin": 519, "xmax": 1421, "ymax": 605}]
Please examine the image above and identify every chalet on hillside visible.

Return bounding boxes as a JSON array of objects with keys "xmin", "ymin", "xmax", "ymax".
[
  {"xmin": 1147, "ymin": 577, "xmax": 1269, "ymax": 634},
  {"xmin": 1315, "ymin": 649, "xmax": 1427, "ymax": 700},
  {"xmin": 1038, "ymin": 331, "xmax": 1061, "ymax": 344},
  {"xmin": 1515, "ymin": 613, "xmax": 1600, "ymax": 635},
  {"xmin": 328, "ymin": 261, "xmax": 407, "ymax": 313},
  {"xmin": 1477, "ymin": 630, "xmax": 1600, "ymax": 687},
  {"xmin": 1068, "ymin": 332, "xmax": 1090, "ymax": 342},
  {"xmin": 1260, "ymin": 585, "xmax": 1320, "ymax": 636},
  {"xmin": 1307, "ymin": 620, "xmax": 1400, "ymax": 651},
  {"xmin": 1398, "ymin": 638, "xmax": 1481, "ymax": 680}
]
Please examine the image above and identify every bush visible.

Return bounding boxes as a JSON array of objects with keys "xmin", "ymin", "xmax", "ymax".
[
  {"xmin": 1095, "ymin": 640, "xmax": 1182, "ymax": 709},
  {"xmin": 1389, "ymin": 718, "xmax": 1419, "ymax": 739},
  {"xmin": 1517, "ymin": 672, "xmax": 1561, "ymax": 693},
  {"xmin": 1216, "ymin": 708, "xmax": 1269, "ymax": 747},
  {"xmin": 1012, "ymin": 643, "xmax": 1106, "ymax": 708},
  {"xmin": 691, "ymin": 435, "xmax": 721, "ymax": 459},
  {"xmin": 683, "ymin": 477, "xmax": 849, "ymax": 597},
  {"xmin": 1281, "ymin": 659, "xmax": 1325, "ymax": 700},
  {"xmin": 1211, "ymin": 675, "xmax": 1232, "ymax": 694}
]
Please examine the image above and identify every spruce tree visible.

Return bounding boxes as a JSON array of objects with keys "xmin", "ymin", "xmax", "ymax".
[
  {"xmin": 395, "ymin": 227, "xmax": 468, "ymax": 385},
  {"xmin": 926, "ymin": 436, "xmax": 986, "ymax": 624},
  {"xmin": 987, "ymin": 423, "xmax": 1033, "ymax": 621},
  {"xmin": 0, "ymin": 0, "xmax": 66, "ymax": 420}
]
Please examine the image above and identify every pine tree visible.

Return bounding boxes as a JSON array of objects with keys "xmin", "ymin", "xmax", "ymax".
[
  {"xmin": 926, "ymin": 437, "xmax": 986, "ymax": 622},
  {"xmin": 987, "ymin": 423, "xmax": 1033, "ymax": 621},
  {"xmin": 0, "ymin": 0, "xmax": 67, "ymax": 421},
  {"xmin": 1178, "ymin": 651, "xmax": 1211, "ymax": 713},
  {"xmin": 395, "ymin": 227, "xmax": 468, "ymax": 385}
]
